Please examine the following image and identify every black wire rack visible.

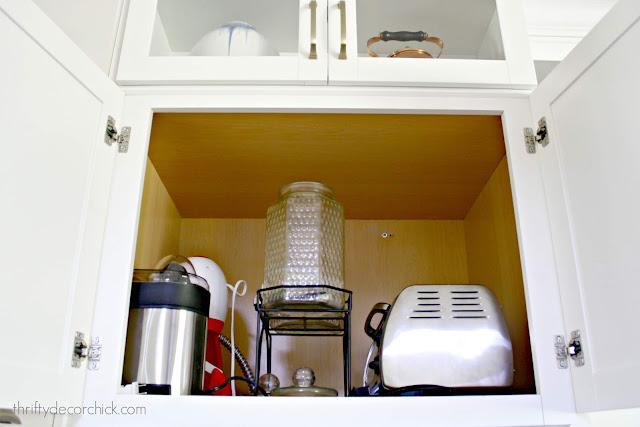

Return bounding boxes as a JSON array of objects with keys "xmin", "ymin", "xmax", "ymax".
[{"xmin": 254, "ymin": 285, "xmax": 352, "ymax": 396}]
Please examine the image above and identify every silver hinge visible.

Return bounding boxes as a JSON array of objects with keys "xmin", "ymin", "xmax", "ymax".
[
  {"xmin": 71, "ymin": 332, "xmax": 102, "ymax": 369},
  {"xmin": 104, "ymin": 116, "xmax": 131, "ymax": 153},
  {"xmin": 71, "ymin": 331, "xmax": 87, "ymax": 368},
  {"xmin": 524, "ymin": 117, "xmax": 549, "ymax": 154},
  {"xmin": 88, "ymin": 336, "xmax": 102, "ymax": 370},
  {"xmin": 555, "ymin": 330, "xmax": 585, "ymax": 369}
]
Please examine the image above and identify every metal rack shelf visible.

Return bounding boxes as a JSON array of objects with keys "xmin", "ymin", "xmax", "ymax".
[{"xmin": 254, "ymin": 285, "xmax": 352, "ymax": 396}]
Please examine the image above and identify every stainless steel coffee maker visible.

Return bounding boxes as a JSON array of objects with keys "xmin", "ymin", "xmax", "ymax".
[{"xmin": 122, "ymin": 256, "xmax": 210, "ymax": 395}]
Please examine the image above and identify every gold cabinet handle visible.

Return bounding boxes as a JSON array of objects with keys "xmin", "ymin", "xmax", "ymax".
[
  {"xmin": 310, "ymin": 1, "xmax": 317, "ymax": 59},
  {"xmin": 338, "ymin": 1, "xmax": 347, "ymax": 60}
]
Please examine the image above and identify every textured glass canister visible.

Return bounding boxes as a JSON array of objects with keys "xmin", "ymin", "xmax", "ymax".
[{"xmin": 262, "ymin": 182, "xmax": 345, "ymax": 309}]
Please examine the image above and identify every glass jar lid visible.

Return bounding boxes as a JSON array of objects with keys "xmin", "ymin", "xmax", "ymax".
[
  {"xmin": 270, "ymin": 367, "xmax": 338, "ymax": 397},
  {"xmin": 279, "ymin": 182, "xmax": 335, "ymax": 199}
]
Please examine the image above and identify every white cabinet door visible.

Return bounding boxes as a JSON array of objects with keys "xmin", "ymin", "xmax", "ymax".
[
  {"xmin": 328, "ymin": 0, "xmax": 536, "ymax": 88},
  {"xmin": 530, "ymin": 0, "xmax": 640, "ymax": 413},
  {"xmin": 0, "ymin": 0, "xmax": 123, "ymax": 409},
  {"xmin": 117, "ymin": 0, "xmax": 328, "ymax": 85}
]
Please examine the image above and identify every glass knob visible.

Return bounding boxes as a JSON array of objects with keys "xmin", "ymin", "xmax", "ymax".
[
  {"xmin": 259, "ymin": 373, "xmax": 280, "ymax": 395},
  {"xmin": 292, "ymin": 367, "xmax": 315, "ymax": 387}
]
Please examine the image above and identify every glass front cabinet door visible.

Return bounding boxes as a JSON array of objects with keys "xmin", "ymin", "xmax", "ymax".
[
  {"xmin": 328, "ymin": 0, "xmax": 537, "ymax": 88},
  {"xmin": 117, "ymin": 0, "xmax": 536, "ymax": 88},
  {"xmin": 117, "ymin": 0, "xmax": 328, "ymax": 85}
]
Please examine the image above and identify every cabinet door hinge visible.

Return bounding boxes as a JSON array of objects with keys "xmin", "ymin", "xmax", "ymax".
[
  {"xmin": 524, "ymin": 117, "xmax": 549, "ymax": 154},
  {"xmin": 555, "ymin": 330, "xmax": 585, "ymax": 369},
  {"xmin": 104, "ymin": 116, "xmax": 131, "ymax": 153},
  {"xmin": 71, "ymin": 332, "xmax": 103, "ymax": 370}
]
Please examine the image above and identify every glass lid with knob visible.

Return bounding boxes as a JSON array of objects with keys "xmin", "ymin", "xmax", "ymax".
[{"xmin": 271, "ymin": 367, "xmax": 338, "ymax": 397}]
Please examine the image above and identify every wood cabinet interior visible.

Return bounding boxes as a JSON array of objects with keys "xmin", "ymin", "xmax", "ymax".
[
  {"xmin": 133, "ymin": 113, "xmax": 535, "ymax": 396},
  {"xmin": 134, "ymin": 161, "xmax": 181, "ymax": 267}
]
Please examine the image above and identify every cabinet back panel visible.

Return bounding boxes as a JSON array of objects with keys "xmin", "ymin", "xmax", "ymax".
[{"xmin": 178, "ymin": 218, "xmax": 469, "ymax": 395}]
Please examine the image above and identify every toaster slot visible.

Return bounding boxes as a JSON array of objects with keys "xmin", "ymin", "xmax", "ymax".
[
  {"xmin": 452, "ymin": 306, "xmax": 488, "ymax": 318},
  {"xmin": 452, "ymin": 316, "xmax": 489, "ymax": 319}
]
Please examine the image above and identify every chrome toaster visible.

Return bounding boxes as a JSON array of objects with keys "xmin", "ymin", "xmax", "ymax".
[{"xmin": 365, "ymin": 284, "xmax": 513, "ymax": 390}]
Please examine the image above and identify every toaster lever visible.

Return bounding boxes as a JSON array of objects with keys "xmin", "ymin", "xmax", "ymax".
[{"xmin": 368, "ymin": 357, "xmax": 380, "ymax": 375}]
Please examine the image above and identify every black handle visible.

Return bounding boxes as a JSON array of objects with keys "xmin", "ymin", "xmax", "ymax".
[
  {"xmin": 368, "ymin": 357, "xmax": 380, "ymax": 375},
  {"xmin": 365, "ymin": 303, "xmax": 391, "ymax": 343},
  {"xmin": 380, "ymin": 31, "xmax": 426, "ymax": 42}
]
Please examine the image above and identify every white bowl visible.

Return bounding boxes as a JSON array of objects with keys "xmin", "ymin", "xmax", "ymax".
[{"xmin": 190, "ymin": 21, "xmax": 279, "ymax": 57}]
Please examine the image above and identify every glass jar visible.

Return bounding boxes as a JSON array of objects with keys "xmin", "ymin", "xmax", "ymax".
[{"xmin": 262, "ymin": 182, "xmax": 344, "ymax": 309}]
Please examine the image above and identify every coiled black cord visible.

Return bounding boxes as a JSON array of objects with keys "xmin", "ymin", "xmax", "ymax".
[{"xmin": 200, "ymin": 376, "xmax": 267, "ymax": 396}]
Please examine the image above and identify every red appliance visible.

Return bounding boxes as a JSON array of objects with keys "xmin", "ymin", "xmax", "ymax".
[{"xmin": 189, "ymin": 257, "xmax": 231, "ymax": 395}]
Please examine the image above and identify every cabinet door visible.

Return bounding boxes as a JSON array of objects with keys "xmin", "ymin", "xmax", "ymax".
[
  {"xmin": 328, "ymin": 0, "xmax": 536, "ymax": 88},
  {"xmin": 0, "ymin": 0, "xmax": 123, "ymax": 408},
  {"xmin": 117, "ymin": 0, "xmax": 327, "ymax": 85},
  {"xmin": 530, "ymin": 0, "xmax": 640, "ymax": 413}
]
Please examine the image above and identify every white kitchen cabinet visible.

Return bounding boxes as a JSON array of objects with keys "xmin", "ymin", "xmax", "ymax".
[
  {"xmin": 116, "ymin": 0, "xmax": 536, "ymax": 88},
  {"xmin": 1, "ymin": 0, "xmax": 639, "ymax": 426}
]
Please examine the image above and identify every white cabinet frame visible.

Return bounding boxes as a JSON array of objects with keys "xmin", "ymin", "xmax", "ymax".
[{"xmin": 82, "ymin": 86, "xmax": 575, "ymax": 426}]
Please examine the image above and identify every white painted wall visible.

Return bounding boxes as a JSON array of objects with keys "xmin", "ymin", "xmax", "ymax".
[
  {"xmin": 523, "ymin": 0, "xmax": 616, "ymax": 61},
  {"xmin": 32, "ymin": 0, "xmax": 124, "ymax": 74}
]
